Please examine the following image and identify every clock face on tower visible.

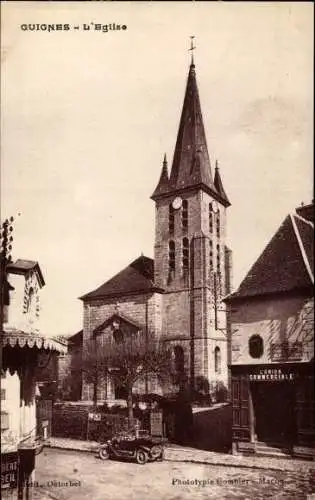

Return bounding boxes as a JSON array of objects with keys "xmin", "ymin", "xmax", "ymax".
[{"xmin": 172, "ymin": 197, "xmax": 182, "ymax": 210}]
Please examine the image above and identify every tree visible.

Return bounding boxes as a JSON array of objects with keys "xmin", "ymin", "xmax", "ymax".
[
  {"xmin": 78, "ymin": 339, "xmax": 107, "ymax": 406},
  {"xmin": 97, "ymin": 330, "xmax": 172, "ymax": 428}
]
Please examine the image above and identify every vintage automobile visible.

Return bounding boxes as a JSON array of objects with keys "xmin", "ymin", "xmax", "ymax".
[{"xmin": 98, "ymin": 430, "xmax": 165, "ymax": 464}]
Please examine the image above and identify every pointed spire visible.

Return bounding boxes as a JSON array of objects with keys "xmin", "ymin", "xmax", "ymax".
[
  {"xmin": 169, "ymin": 47, "xmax": 216, "ymax": 194},
  {"xmin": 151, "ymin": 153, "xmax": 171, "ymax": 199},
  {"xmin": 214, "ymin": 159, "xmax": 231, "ymax": 206}
]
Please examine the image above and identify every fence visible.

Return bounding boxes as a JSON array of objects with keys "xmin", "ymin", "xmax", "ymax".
[
  {"xmin": 52, "ymin": 403, "xmax": 139, "ymax": 441},
  {"xmin": 52, "ymin": 400, "xmax": 186, "ymax": 443}
]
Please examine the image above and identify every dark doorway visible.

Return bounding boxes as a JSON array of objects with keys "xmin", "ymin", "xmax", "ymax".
[{"xmin": 251, "ymin": 381, "xmax": 296, "ymax": 446}]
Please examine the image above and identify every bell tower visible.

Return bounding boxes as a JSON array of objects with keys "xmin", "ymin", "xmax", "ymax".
[{"xmin": 151, "ymin": 48, "xmax": 231, "ymax": 396}]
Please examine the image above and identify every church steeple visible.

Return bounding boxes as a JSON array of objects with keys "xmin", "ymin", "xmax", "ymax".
[
  {"xmin": 152, "ymin": 45, "xmax": 230, "ymax": 208},
  {"xmin": 151, "ymin": 153, "xmax": 171, "ymax": 198},
  {"xmin": 214, "ymin": 160, "xmax": 230, "ymax": 206},
  {"xmin": 168, "ymin": 59, "xmax": 217, "ymax": 195}
]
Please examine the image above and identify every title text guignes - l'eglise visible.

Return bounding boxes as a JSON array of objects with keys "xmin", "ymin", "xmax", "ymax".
[{"xmin": 20, "ymin": 23, "xmax": 127, "ymax": 33}]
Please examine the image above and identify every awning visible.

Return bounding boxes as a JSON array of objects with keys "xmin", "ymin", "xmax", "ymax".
[{"xmin": 2, "ymin": 328, "xmax": 67, "ymax": 354}]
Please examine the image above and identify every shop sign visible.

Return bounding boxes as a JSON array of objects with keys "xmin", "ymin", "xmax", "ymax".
[
  {"xmin": 249, "ymin": 368, "xmax": 294, "ymax": 381},
  {"xmin": 1, "ymin": 452, "xmax": 18, "ymax": 489}
]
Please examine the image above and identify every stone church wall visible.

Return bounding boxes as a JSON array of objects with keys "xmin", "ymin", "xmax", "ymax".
[{"xmin": 81, "ymin": 292, "xmax": 163, "ymax": 400}]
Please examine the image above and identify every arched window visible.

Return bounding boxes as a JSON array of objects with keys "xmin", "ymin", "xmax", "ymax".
[
  {"xmin": 214, "ymin": 346, "xmax": 221, "ymax": 374},
  {"xmin": 182, "ymin": 200, "xmax": 188, "ymax": 230},
  {"xmin": 216, "ymin": 244, "xmax": 220, "ymax": 274},
  {"xmin": 26, "ymin": 287, "xmax": 36, "ymax": 322},
  {"xmin": 174, "ymin": 345, "xmax": 185, "ymax": 375},
  {"xmin": 182, "ymin": 237, "xmax": 189, "ymax": 273},
  {"xmin": 209, "ymin": 240, "xmax": 213, "ymax": 272},
  {"xmin": 249, "ymin": 335, "xmax": 264, "ymax": 358},
  {"xmin": 216, "ymin": 211, "xmax": 221, "ymax": 238},
  {"xmin": 169, "ymin": 204, "xmax": 174, "ymax": 234},
  {"xmin": 27, "ymin": 287, "xmax": 34, "ymax": 312},
  {"xmin": 209, "ymin": 204, "xmax": 213, "ymax": 234},
  {"xmin": 169, "ymin": 240, "xmax": 175, "ymax": 277}
]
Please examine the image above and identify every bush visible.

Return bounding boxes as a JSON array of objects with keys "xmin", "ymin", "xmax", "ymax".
[{"xmin": 215, "ymin": 382, "xmax": 228, "ymax": 403}]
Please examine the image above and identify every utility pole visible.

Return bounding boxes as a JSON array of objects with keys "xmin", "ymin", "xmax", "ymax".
[{"xmin": 0, "ymin": 216, "xmax": 15, "ymax": 369}]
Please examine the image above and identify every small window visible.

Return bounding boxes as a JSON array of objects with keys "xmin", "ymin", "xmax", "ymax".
[
  {"xmin": 182, "ymin": 200, "xmax": 188, "ymax": 230},
  {"xmin": 249, "ymin": 335, "xmax": 264, "ymax": 358},
  {"xmin": 174, "ymin": 346, "xmax": 184, "ymax": 371},
  {"xmin": 182, "ymin": 238, "xmax": 189, "ymax": 273},
  {"xmin": 216, "ymin": 211, "xmax": 221, "ymax": 238},
  {"xmin": 169, "ymin": 204, "xmax": 175, "ymax": 234},
  {"xmin": 216, "ymin": 244, "xmax": 220, "ymax": 273},
  {"xmin": 1, "ymin": 411, "xmax": 9, "ymax": 430},
  {"xmin": 1, "ymin": 389, "xmax": 5, "ymax": 400},
  {"xmin": 214, "ymin": 346, "xmax": 221, "ymax": 374},
  {"xmin": 209, "ymin": 240, "xmax": 213, "ymax": 272},
  {"xmin": 174, "ymin": 346, "xmax": 185, "ymax": 375},
  {"xmin": 209, "ymin": 205, "xmax": 213, "ymax": 234},
  {"xmin": 169, "ymin": 240, "xmax": 175, "ymax": 276}
]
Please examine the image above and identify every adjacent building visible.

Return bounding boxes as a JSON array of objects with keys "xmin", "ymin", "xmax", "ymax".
[
  {"xmin": 225, "ymin": 203, "xmax": 314, "ymax": 458},
  {"xmin": 79, "ymin": 57, "xmax": 232, "ymax": 402},
  {"xmin": 1, "ymin": 259, "xmax": 66, "ymax": 498}
]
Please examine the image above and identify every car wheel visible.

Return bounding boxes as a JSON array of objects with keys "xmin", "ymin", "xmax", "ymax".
[
  {"xmin": 135, "ymin": 449, "xmax": 148, "ymax": 465},
  {"xmin": 150, "ymin": 445, "xmax": 163, "ymax": 460},
  {"xmin": 99, "ymin": 446, "xmax": 109, "ymax": 460}
]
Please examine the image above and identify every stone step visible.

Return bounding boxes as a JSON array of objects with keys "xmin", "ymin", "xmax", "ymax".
[
  {"xmin": 255, "ymin": 445, "xmax": 290, "ymax": 454},
  {"xmin": 255, "ymin": 450, "xmax": 291, "ymax": 459}
]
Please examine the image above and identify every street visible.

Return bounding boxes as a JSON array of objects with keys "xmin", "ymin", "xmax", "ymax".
[{"xmin": 33, "ymin": 448, "xmax": 315, "ymax": 500}]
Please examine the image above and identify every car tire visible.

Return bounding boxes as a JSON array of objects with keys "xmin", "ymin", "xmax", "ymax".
[
  {"xmin": 99, "ymin": 446, "xmax": 110, "ymax": 460},
  {"xmin": 135, "ymin": 449, "xmax": 148, "ymax": 465},
  {"xmin": 150, "ymin": 445, "xmax": 163, "ymax": 460}
]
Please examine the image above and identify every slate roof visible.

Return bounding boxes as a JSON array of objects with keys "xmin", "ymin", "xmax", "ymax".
[
  {"xmin": 7, "ymin": 259, "xmax": 45, "ymax": 287},
  {"xmin": 151, "ymin": 62, "xmax": 230, "ymax": 206},
  {"xmin": 296, "ymin": 203, "xmax": 314, "ymax": 223},
  {"xmin": 151, "ymin": 154, "xmax": 171, "ymax": 199},
  {"xmin": 80, "ymin": 256, "xmax": 163, "ymax": 301},
  {"xmin": 225, "ymin": 209, "xmax": 314, "ymax": 301},
  {"xmin": 214, "ymin": 162, "xmax": 231, "ymax": 206}
]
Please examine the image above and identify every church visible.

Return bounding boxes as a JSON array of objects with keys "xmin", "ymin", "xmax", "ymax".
[{"xmin": 79, "ymin": 54, "xmax": 232, "ymax": 402}]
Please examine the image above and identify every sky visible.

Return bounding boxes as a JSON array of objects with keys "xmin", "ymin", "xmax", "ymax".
[{"xmin": 1, "ymin": 2, "xmax": 313, "ymax": 337}]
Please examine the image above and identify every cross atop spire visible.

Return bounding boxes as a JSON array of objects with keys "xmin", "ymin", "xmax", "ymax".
[{"xmin": 189, "ymin": 36, "xmax": 196, "ymax": 65}]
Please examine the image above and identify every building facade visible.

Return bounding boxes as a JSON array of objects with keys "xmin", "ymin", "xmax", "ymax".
[
  {"xmin": 1, "ymin": 259, "xmax": 66, "ymax": 498},
  {"xmin": 225, "ymin": 203, "xmax": 314, "ymax": 458},
  {"xmin": 80, "ymin": 58, "xmax": 232, "ymax": 402}
]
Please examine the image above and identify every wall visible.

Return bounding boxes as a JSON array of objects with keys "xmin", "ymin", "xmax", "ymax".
[
  {"xmin": 154, "ymin": 189, "xmax": 230, "ymax": 393},
  {"xmin": 192, "ymin": 404, "xmax": 232, "ymax": 452},
  {"xmin": 230, "ymin": 294, "xmax": 314, "ymax": 365},
  {"xmin": 1, "ymin": 371, "xmax": 20, "ymax": 453},
  {"xmin": 82, "ymin": 292, "xmax": 163, "ymax": 400},
  {"xmin": 83, "ymin": 292, "xmax": 162, "ymax": 340},
  {"xmin": 6, "ymin": 271, "xmax": 41, "ymax": 332},
  {"xmin": 5, "ymin": 274, "xmax": 25, "ymax": 329}
]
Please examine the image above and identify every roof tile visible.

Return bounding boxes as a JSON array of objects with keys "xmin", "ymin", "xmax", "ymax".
[
  {"xmin": 226, "ymin": 211, "xmax": 313, "ymax": 300},
  {"xmin": 80, "ymin": 256, "xmax": 162, "ymax": 300}
]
